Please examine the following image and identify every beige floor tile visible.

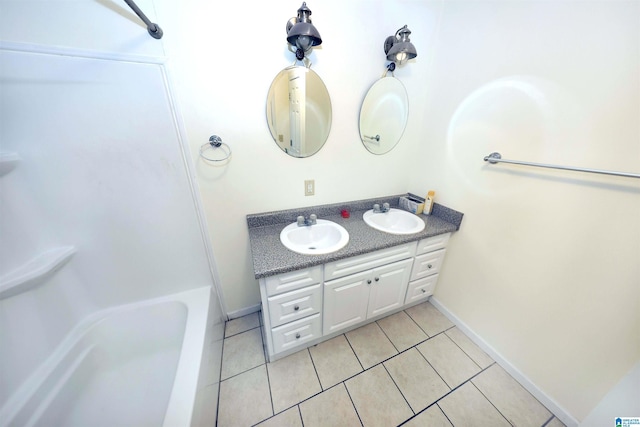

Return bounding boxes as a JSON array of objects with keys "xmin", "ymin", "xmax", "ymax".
[
  {"xmin": 225, "ymin": 312, "xmax": 260, "ymax": 338},
  {"xmin": 546, "ymin": 417, "xmax": 567, "ymax": 427},
  {"xmin": 472, "ymin": 364, "xmax": 552, "ymax": 426},
  {"xmin": 299, "ymin": 384, "xmax": 361, "ymax": 427},
  {"xmin": 267, "ymin": 349, "xmax": 322, "ymax": 413},
  {"xmin": 309, "ymin": 335, "xmax": 363, "ymax": 389},
  {"xmin": 438, "ymin": 382, "xmax": 511, "ymax": 427},
  {"xmin": 345, "ymin": 364, "xmax": 413, "ymax": 427},
  {"xmin": 417, "ymin": 333, "xmax": 481, "ymax": 388},
  {"xmin": 404, "ymin": 405, "xmax": 453, "ymax": 427},
  {"xmin": 383, "ymin": 348, "xmax": 450, "ymax": 413},
  {"xmin": 255, "ymin": 407, "xmax": 303, "ymax": 427},
  {"xmin": 217, "ymin": 365, "xmax": 273, "ymax": 427},
  {"xmin": 445, "ymin": 327, "xmax": 494, "ymax": 369},
  {"xmin": 377, "ymin": 311, "xmax": 428, "ymax": 352},
  {"xmin": 345, "ymin": 322, "xmax": 398, "ymax": 369},
  {"xmin": 221, "ymin": 328, "xmax": 265, "ymax": 380},
  {"xmin": 405, "ymin": 301, "xmax": 454, "ymax": 336}
]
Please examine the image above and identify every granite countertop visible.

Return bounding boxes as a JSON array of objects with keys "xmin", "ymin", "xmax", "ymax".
[{"xmin": 247, "ymin": 194, "xmax": 464, "ymax": 279}]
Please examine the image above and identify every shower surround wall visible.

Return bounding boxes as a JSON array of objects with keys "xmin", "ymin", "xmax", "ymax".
[{"xmin": 0, "ymin": 1, "xmax": 225, "ymax": 423}]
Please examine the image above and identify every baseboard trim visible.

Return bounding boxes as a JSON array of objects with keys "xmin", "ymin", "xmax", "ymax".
[
  {"xmin": 430, "ymin": 297, "xmax": 579, "ymax": 427},
  {"xmin": 226, "ymin": 304, "xmax": 261, "ymax": 320}
]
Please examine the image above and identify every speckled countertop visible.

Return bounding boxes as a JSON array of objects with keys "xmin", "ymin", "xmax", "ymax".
[{"xmin": 247, "ymin": 194, "xmax": 464, "ymax": 279}]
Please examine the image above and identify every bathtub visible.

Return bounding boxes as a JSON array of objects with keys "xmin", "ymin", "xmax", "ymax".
[{"xmin": 0, "ymin": 286, "xmax": 212, "ymax": 427}]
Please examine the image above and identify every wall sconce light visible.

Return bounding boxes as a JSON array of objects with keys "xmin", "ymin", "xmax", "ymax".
[
  {"xmin": 384, "ymin": 25, "xmax": 417, "ymax": 70},
  {"xmin": 286, "ymin": 2, "xmax": 322, "ymax": 61}
]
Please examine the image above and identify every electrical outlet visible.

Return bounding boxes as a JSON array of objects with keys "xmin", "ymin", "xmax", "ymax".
[{"xmin": 304, "ymin": 180, "xmax": 315, "ymax": 196}]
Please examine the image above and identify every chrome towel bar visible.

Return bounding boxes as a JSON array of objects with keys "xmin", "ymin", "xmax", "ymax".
[{"xmin": 483, "ymin": 152, "xmax": 640, "ymax": 179}]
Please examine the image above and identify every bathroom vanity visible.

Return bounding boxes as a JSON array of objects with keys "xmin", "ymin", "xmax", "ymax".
[{"xmin": 247, "ymin": 195, "xmax": 463, "ymax": 362}]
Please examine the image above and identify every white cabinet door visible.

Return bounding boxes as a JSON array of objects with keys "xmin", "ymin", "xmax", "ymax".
[
  {"xmin": 367, "ymin": 259, "xmax": 413, "ymax": 318},
  {"xmin": 323, "ymin": 270, "xmax": 371, "ymax": 335}
]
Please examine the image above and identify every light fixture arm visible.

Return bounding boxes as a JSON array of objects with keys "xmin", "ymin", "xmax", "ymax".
[{"xmin": 123, "ymin": 0, "xmax": 163, "ymax": 39}]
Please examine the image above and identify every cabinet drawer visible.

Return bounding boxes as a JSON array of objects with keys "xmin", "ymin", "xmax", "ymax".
[
  {"xmin": 264, "ymin": 266, "xmax": 322, "ymax": 296},
  {"xmin": 272, "ymin": 313, "xmax": 322, "ymax": 354},
  {"xmin": 410, "ymin": 249, "xmax": 446, "ymax": 281},
  {"xmin": 267, "ymin": 284, "xmax": 322, "ymax": 328},
  {"xmin": 405, "ymin": 275, "xmax": 438, "ymax": 304},
  {"xmin": 324, "ymin": 242, "xmax": 417, "ymax": 281},
  {"xmin": 416, "ymin": 233, "xmax": 450, "ymax": 255}
]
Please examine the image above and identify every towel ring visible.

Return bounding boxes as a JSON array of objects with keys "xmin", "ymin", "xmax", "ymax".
[{"xmin": 199, "ymin": 135, "xmax": 231, "ymax": 162}]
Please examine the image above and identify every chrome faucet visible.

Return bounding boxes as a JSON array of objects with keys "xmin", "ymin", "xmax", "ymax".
[
  {"xmin": 372, "ymin": 203, "xmax": 390, "ymax": 213},
  {"xmin": 297, "ymin": 214, "xmax": 317, "ymax": 226}
]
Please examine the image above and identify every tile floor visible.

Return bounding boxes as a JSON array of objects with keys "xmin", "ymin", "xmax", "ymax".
[{"xmin": 216, "ymin": 301, "xmax": 566, "ymax": 427}]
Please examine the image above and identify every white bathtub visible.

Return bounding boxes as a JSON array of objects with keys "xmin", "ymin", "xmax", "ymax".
[{"xmin": 0, "ymin": 286, "xmax": 212, "ymax": 427}]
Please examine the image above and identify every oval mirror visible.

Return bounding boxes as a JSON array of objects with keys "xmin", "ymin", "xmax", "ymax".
[
  {"xmin": 359, "ymin": 76, "xmax": 409, "ymax": 155},
  {"xmin": 266, "ymin": 66, "xmax": 332, "ymax": 158}
]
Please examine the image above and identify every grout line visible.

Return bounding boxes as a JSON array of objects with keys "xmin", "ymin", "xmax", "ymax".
[
  {"xmin": 261, "ymin": 329, "xmax": 275, "ymax": 420},
  {"xmin": 214, "ymin": 332, "xmax": 226, "ymax": 427},
  {"xmin": 381, "ymin": 362, "xmax": 416, "ymax": 415},
  {"xmin": 404, "ymin": 308, "xmax": 433, "ymax": 338},
  {"xmin": 375, "ymin": 318, "xmax": 401, "ymax": 353},
  {"xmin": 398, "ymin": 362, "xmax": 498, "ymax": 426},
  {"xmin": 224, "ymin": 323, "xmax": 262, "ymax": 339},
  {"xmin": 343, "ymin": 333, "xmax": 366, "ymax": 372},
  {"xmin": 444, "ymin": 327, "xmax": 489, "ymax": 371},
  {"xmin": 305, "ymin": 348, "xmax": 323, "ymax": 390},
  {"xmin": 469, "ymin": 380, "xmax": 513, "ymax": 426},
  {"xmin": 343, "ymin": 381, "xmax": 365, "ymax": 427},
  {"xmin": 414, "ymin": 343, "xmax": 453, "ymax": 391},
  {"xmin": 437, "ymin": 402, "xmax": 456, "ymax": 427},
  {"xmin": 297, "ymin": 405, "xmax": 304, "ymax": 427}
]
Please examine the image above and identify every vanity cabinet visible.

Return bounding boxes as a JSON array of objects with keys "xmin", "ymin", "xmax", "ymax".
[
  {"xmin": 405, "ymin": 233, "xmax": 450, "ymax": 304},
  {"xmin": 258, "ymin": 235, "xmax": 451, "ymax": 361}
]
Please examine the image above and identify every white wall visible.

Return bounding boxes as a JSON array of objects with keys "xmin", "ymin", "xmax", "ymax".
[
  {"xmin": 153, "ymin": 0, "xmax": 444, "ymax": 313},
  {"xmin": 413, "ymin": 1, "xmax": 640, "ymax": 423}
]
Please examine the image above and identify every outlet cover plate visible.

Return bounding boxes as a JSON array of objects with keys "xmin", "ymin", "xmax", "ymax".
[{"xmin": 305, "ymin": 180, "xmax": 315, "ymax": 196}]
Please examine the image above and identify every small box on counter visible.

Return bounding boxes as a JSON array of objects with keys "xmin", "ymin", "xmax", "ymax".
[{"xmin": 399, "ymin": 193, "xmax": 425, "ymax": 214}]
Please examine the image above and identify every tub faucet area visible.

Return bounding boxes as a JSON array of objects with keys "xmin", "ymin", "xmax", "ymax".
[{"xmin": 297, "ymin": 214, "xmax": 317, "ymax": 226}]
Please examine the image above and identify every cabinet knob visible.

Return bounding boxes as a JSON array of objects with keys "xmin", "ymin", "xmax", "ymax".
[
  {"xmin": 295, "ymin": 333, "xmax": 301, "ymax": 339},
  {"xmin": 421, "ymin": 289, "xmax": 427, "ymax": 293},
  {"xmin": 427, "ymin": 264, "xmax": 433, "ymax": 269},
  {"xmin": 374, "ymin": 277, "xmax": 380, "ymax": 282},
  {"xmin": 367, "ymin": 279, "xmax": 372, "ymax": 284},
  {"xmin": 294, "ymin": 305, "xmax": 300, "ymax": 311}
]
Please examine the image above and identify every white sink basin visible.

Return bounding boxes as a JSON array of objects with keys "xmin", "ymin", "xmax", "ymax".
[
  {"xmin": 280, "ymin": 219, "xmax": 349, "ymax": 255},
  {"xmin": 362, "ymin": 208, "xmax": 425, "ymax": 235}
]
